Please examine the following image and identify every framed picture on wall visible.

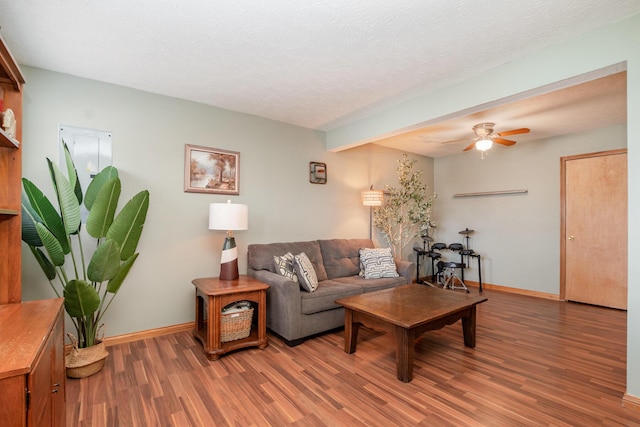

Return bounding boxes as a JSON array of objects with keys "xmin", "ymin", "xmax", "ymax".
[
  {"xmin": 309, "ymin": 161, "xmax": 327, "ymax": 184},
  {"xmin": 184, "ymin": 144, "xmax": 240, "ymax": 195}
]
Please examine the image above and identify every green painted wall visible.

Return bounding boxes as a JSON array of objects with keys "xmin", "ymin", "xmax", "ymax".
[{"xmin": 20, "ymin": 66, "xmax": 433, "ymax": 338}]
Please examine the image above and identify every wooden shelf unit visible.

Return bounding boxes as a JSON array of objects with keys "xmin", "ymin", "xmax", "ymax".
[
  {"xmin": 0, "ymin": 33, "xmax": 26, "ymax": 305},
  {"xmin": 0, "ymin": 33, "xmax": 65, "ymax": 426}
]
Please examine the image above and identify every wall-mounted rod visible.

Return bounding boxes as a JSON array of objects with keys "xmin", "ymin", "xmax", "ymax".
[{"xmin": 453, "ymin": 189, "xmax": 528, "ymax": 198}]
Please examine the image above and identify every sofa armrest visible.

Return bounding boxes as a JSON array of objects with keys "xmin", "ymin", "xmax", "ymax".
[
  {"xmin": 247, "ymin": 269, "xmax": 303, "ymax": 340},
  {"xmin": 395, "ymin": 260, "xmax": 415, "ymax": 284}
]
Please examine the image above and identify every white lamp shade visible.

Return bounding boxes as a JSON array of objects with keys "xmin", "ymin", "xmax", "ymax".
[
  {"xmin": 361, "ymin": 190, "xmax": 384, "ymax": 207},
  {"xmin": 209, "ymin": 201, "xmax": 248, "ymax": 231},
  {"xmin": 475, "ymin": 138, "xmax": 493, "ymax": 151}
]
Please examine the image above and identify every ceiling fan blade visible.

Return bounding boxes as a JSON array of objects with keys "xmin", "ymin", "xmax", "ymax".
[
  {"xmin": 494, "ymin": 137, "xmax": 516, "ymax": 146},
  {"xmin": 497, "ymin": 128, "xmax": 530, "ymax": 137},
  {"xmin": 463, "ymin": 142, "xmax": 477, "ymax": 151}
]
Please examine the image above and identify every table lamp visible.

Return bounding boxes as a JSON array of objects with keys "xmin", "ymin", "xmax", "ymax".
[
  {"xmin": 209, "ymin": 200, "xmax": 248, "ymax": 280},
  {"xmin": 361, "ymin": 186, "xmax": 384, "ymax": 239}
]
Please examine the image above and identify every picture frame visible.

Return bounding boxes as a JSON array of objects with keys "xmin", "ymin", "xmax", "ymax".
[
  {"xmin": 184, "ymin": 144, "xmax": 240, "ymax": 195},
  {"xmin": 309, "ymin": 161, "xmax": 327, "ymax": 184}
]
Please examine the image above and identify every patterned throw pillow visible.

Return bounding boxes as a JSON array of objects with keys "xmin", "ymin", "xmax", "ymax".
[
  {"xmin": 359, "ymin": 247, "xmax": 399, "ymax": 279},
  {"xmin": 293, "ymin": 252, "xmax": 319, "ymax": 292},
  {"xmin": 273, "ymin": 252, "xmax": 298, "ymax": 283}
]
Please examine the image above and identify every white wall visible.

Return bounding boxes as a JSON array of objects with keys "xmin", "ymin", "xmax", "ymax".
[
  {"xmin": 20, "ymin": 66, "xmax": 433, "ymax": 337},
  {"xmin": 433, "ymin": 125, "xmax": 626, "ymax": 294}
]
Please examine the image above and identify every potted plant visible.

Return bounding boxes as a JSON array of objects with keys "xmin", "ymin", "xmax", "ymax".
[
  {"xmin": 373, "ymin": 153, "xmax": 437, "ymax": 259},
  {"xmin": 21, "ymin": 143, "xmax": 150, "ymax": 377}
]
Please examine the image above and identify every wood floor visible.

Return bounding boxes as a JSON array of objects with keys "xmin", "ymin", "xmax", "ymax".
[{"xmin": 65, "ymin": 289, "xmax": 640, "ymax": 426}]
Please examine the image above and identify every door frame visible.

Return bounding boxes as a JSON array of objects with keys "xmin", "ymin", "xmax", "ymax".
[{"xmin": 559, "ymin": 148, "xmax": 627, "ymax": 301}]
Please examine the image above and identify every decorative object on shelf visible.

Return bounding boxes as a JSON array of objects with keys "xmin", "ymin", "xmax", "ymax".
[
  {"xmin": 309, "ymin": 161, "xmax": 327, "ymax": 184},
  {"xmin": 209, "ymin": 200, "xmax": 248, "ymax": 280},
  {"xmin": 1, "ymin": 107, "xmax": 16, "ymax": 138},
  {"xmin": 361, "ymin": 185, "xmax": 384, "ymax": 239},
  {"xmin": 373, "ymin": 153, "xmax": 437, "ymax": 259},
  {"xmin": 185, "ymin": 144, "xmax": 240, "ymax": 195},
  {"xmin": 21, "ymin": 142, "xmax": 150, "ymax": 376}
]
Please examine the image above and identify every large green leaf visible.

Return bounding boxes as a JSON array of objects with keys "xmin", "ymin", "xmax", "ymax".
[
  {"xmin": 63, "ymin": 279, "xmax": 100, "ymax": 318},
  {"xmin": 62, "ymin": 141, "xmax": 83, "ymax": 205},
  {"xmin": 85, "ymin": 166, "xmax": 118, "ymax": 211},
  {"xmin": 87, "ymin": 239, "xmax": 122, "ymax": 283},
  {"xmin": 106, "ymin": 253, "xmax": 138, "ymax": 294},
  {"xmin": 21, "ymin": 202, "xmax": 42, "ymax": 247},
  {"xmin": 35, "ymin": 222, "xmax": 65, "ymax": 266},
  {"xmin": 22, "ymin": 178, "xmax": 69, "ymax": 253},
  {"xmin": 106, "ymin": 190, "xmax": 150, "ymax": 260},
  {"xmin": 29, "ymin": 246, "xmax": 57, "ymax": 281},
  {"xmin": 86, "ymin": 177, "xmax": 121, "ymax": 239},
  {"xmin": 47, "ymin": 159, "xmax": 81, "ymax": 236}
]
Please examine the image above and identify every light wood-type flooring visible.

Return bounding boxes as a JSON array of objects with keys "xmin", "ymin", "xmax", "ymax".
[{"xmin": 66, "ymin": 289, "xmax": 640, "ymax": 426}]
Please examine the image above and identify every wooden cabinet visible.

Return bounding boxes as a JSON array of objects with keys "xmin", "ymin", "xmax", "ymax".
[
  {"xmin": 0, "ymin": 299, "xmax": 66, "ymax": 426},
  {"xmin": 0, "ymin": 33, "xmax": 26, "ymax": 304}
]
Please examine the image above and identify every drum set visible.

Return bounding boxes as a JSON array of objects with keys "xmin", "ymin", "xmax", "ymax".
[{"xmin": 413, "ymin": 227, "xmax": 483, "ymax": 293}]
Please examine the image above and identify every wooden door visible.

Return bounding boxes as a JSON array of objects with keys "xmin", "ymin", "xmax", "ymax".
[{"xmin": 561, "ymin": 149, "xmax": 627, "ymax": 309}]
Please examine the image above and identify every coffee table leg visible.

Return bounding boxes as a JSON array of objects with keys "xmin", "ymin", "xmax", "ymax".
[
  {"xmin": 344, "ymin": 308, "xmax": 359, "ymax": 353},
  {"xmin": 462, "ymin": 306, "xmax": 477, "ymax": 348},
  {"xmin": 395, "ymin": 326, "xmax": 415, "ymax": 382}
]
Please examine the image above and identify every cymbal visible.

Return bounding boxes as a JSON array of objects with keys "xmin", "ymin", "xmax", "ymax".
[
  {"xmin": 458, "ymin": 228, "xmax": 474, "ymax": 235},
  {"xmin": 422, "ymin": 236, "xmax": 433, "ymax": 242}
]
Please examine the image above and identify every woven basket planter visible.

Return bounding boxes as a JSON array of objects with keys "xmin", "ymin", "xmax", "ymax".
[{"xmin": 65, "ymin": 335, "xmax": 109, "ymax": 379}]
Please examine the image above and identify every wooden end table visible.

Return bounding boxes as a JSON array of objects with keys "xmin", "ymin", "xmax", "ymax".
[{"xmin": 192, "ymin": 276, "xmax": 269, "ymax": 360}]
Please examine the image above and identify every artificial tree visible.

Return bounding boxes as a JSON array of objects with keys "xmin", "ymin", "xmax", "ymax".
[{"xmin": 373, "ymin": 153, "xmax": 436, "ymax": 259}]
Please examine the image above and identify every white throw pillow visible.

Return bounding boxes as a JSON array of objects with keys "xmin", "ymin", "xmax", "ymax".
[
  {"xmin": 293, "ymin": 252, "xmax": 319, "ymax": 292},
  {"xmin": 359, "ymin": 247, "xmax": 399, "ymax": 279}
]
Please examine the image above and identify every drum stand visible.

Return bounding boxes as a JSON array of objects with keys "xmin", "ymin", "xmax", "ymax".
[
  {"xmin": 414, "ymin": 230, "xmax": 437, "ymax": 286},
  {"xmin": 458, "ymin": 228, "xmax": 483, "ymax": 293},
  {"xmin": 436, "ymin": 260, "xmax": 469, "ymax": 293}
]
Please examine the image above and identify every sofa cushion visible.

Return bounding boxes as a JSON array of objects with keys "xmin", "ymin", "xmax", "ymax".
[
  {"xmin": 359, "ymin": 247, "xmax": 399, "ymax": 279},
  {"xmin": 273, "ymin": 252, "xmax": 298, "ymax": 283},
  {"xmin": 294, "ymin": 252, "xmax": 319, "ymax": 292},
  {"xmin": 319, "ymin": 238, "xmax": 374, "ymax": 279},
  {"xmin": 300, "ymin": 280, "xmax": 362, "ymax": 314},
  {"xmin": 333, "ymin": 275, "xmax": 407, "ymax": 292},
  {"xmin": 248, "ymin": 241, "xmax": 328, "ymax": 281}
]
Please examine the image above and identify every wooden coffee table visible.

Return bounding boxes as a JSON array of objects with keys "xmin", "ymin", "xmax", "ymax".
[{"xmin": 336, "ymin": 284, "xmax": 487, "ymax": 382}]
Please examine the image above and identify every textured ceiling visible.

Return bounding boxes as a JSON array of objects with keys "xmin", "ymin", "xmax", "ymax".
[{"xmin": 0, "ymin": 1, "xmax": 638, "ymax": 156}]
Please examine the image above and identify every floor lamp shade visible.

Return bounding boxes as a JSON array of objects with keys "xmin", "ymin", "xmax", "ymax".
[
  {"xmin": 361, "ymin": 187, "xmax": 383, "ymax": 239},
  {"xmin": 209, "ymin": 201, "xmax": 248, "ymax": 280},
  {"xmin": 361, "ymin": 189, "xmax": 384, "ymax": 206}
]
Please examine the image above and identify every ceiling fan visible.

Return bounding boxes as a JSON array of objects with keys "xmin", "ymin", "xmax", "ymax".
[{"xmin": 459, "ymin": 122, "xmax": 530, "ymax": 154}]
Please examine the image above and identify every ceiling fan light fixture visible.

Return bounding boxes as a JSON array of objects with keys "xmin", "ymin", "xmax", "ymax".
[{"xmin": 475, "ymin": 138, "xmax": 493, "ymax": 151}]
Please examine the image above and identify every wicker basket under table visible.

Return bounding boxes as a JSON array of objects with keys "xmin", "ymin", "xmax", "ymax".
[{"xmin": 220, "ymin": 307, "xmax": 254, "ymax": 342}]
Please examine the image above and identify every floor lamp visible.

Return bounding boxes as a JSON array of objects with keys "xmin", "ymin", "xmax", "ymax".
[
  {"xmin": 209, "ymin": 200, "xmax": 248, "ymax": 281},
  {"xmin": 361, "ymin": 186, "xmax": 384, "ymax": 239}
]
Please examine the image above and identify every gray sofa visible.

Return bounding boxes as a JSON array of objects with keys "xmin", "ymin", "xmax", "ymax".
[{"xmin": 247, "ymin": 238, "xmax": 414, "ymax": 346}]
